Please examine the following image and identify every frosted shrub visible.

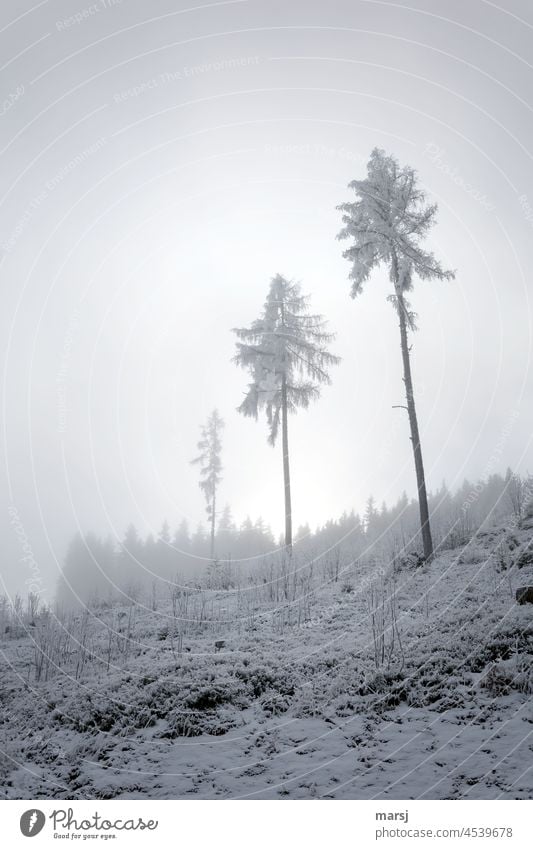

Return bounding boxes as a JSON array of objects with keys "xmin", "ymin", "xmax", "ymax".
[
  {"xmin": 481, "ymin": 662, "xmax": 514, "ymax": 697},
  {"xmin": 364, "ymin": 573, "xmax": 404, "ymax": 672},
  {"xmin": 458, "ymin": 542, "xmax": 487, "ymax": 564}
]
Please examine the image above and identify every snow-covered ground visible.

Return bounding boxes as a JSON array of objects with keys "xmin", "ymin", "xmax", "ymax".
[{"xmin": 1, "ymin": 520, "xmax": 532, "ymax": 799}]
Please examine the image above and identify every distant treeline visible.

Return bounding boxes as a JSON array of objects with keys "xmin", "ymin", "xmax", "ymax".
[{"xmin": 56, "ymin": 469, "xmax": 529, "ymax": 609}]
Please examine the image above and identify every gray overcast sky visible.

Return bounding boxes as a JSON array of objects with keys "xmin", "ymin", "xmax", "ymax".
[{"xmin": 2, "ymin": 0, "xmax": 533, "ymax": 597}]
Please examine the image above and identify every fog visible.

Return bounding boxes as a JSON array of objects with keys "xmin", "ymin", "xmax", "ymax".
[{"xmin": 2, "ymin": 0, "xmax": 533, "ymax": 599}]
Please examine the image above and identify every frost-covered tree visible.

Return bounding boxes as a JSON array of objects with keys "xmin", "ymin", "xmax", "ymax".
[
  {"xmin": 57, "ymin": 532, "xmax": 116, "ymax": 609},
  {"xmin": 216, "ymin": 504, "xmax": 236, "ymax": 557},
  {"xmin": 505, "ymin": 467, "xmax": 524, "ymax": 521},
  {"xmin": 155, "ymin": 520, "xmax": 175, "ymax": 580},
  {"xmin": 364, "ymin": 495, "xmax": 378, "ymax": 534},
  {"xmin": 173, "ymin": 519, "xmax": 190, "ymax": 554},
  {"xmin": 191, "ymin": 409, "xmax": 224, "ymax": 560},
  {"xmin": 233, "ymin": 274, "xmax": 340, "ymax": 551},
  {"xmin": 118, "ymin": 523, "xmax": 144, "ymax": 597},
  {"xmin": 337, "ymin": 149, "xmax": 455, "ymax": 561}
]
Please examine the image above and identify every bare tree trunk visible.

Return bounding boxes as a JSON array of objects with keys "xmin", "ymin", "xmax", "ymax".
[
  {"xmin": 210, "ymin": 488, "xmax": 216, "ymax": 561},
  {"xmin": 209, "ymin": 414, "xmax": 220, "ymax": 562},
  {"xmin": 393, "ymin": 263, "xmax": 433, "ymax": 561},
  {"xmin": 281, "ymin": 375, "xmax": 293, "ymax": 553}
]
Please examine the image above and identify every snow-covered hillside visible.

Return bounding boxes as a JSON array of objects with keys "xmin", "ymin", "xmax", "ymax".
[{"xmin": 1, "ymin": 520, "xmax": 532, "ymax": 800}]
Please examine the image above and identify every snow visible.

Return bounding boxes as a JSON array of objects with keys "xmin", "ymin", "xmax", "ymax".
[{"xmin": 1, "ymin": 519, "xmax": 532, "ymax": 799}]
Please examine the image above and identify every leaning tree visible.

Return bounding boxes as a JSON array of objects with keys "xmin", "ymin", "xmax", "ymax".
[
  {"xmin": 233, "ymin": 274, "xmax": 339, "ymax": 552},
  {"xmin": 337, "ymin": 148, "xmax": 455, "ymax": 561},
  {"xmin": 191, "ymin": 409, "xmax": 224, "ymax": 560}
]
